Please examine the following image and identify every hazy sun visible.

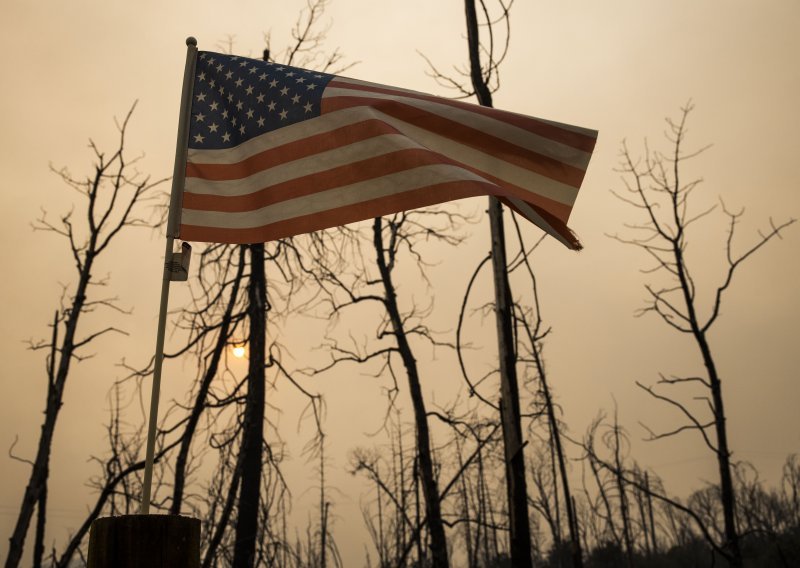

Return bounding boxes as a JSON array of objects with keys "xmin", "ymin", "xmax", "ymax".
[{"xmin": 232, "ymin": 345, "xmax": 246, "ymax": 359}]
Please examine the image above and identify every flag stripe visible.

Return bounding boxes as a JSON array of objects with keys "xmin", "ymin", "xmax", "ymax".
[
  {"xmin": 182, "ymin": 164, "xmax": 492, "ymax": 229},
  {"xmin": 182, "ymin": 179, "xmax": 491, "ymax": 244},
  {"xmin": 184, "ymin": 145, "xmax": 573, "ymax": 223},
  {"xmin": 185, "ymin": 106, "xmax": 580, "ymax": 210},
  {"xmin": 328, "ymin": 77, "xmax": 598, "ymax": 152},
  {"xmin": 186, "ymin": 123, "xmax": 406, "ymax": 183},
  {"xmin": 322, "ymin": 95, "xmax": 589, "ymax": 188},
  {"xmin": 324, "ymin": 82, "xmax": 594, "ymax": 169}
]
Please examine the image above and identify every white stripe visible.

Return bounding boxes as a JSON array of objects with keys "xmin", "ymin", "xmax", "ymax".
[
  {"xmin": 338, "ymin": 76, "xmax": 598, "ymax": 139},
  {"xmin": 506, "ymin": 197, "xmax": 571, "ymax": 249},
  {"xmin": 186, "ymin": 107, "xmax": 370, "ymax": 165},
  {"xmin": 327, "ymin": 80, "xmax": 594, "ymax": 168},
  {"xmin": 185, "ymin": 133, "xmax": 422, "ymax": 197},
  {"xmin": 182, "ymin": 164, "xmax": 491, "ymax": 229},
  {"xmin": 367, "ymin": 109, "xmax": 579, "ymax": 206},
  {"xmin": 186, "ymin": 105, "xmax": 577, "ymax": 207}
]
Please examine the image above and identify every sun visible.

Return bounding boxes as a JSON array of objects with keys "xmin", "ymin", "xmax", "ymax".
[{"xmin": 232, "ymin": 345, "xmax": 246, "ymax": 359}]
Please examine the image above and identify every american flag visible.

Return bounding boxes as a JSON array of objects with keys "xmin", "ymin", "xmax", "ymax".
[{"xmin": 180, "ymin": 51, "xmax": 597, "ymax": 249}]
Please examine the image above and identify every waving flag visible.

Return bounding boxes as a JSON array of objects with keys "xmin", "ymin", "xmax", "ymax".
[{"xmin": 178, "ymin": 51, "xmax": 597, "ymax": 249}]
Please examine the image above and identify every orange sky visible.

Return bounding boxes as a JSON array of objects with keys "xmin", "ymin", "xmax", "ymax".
[{"xmin": 1, "ymin": 1, "xmax": 798, "ymax": 565}]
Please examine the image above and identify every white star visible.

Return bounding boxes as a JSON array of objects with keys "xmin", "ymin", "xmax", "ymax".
[
  {"xmin": 219, "ymin": 86, "xmax": 225, "ymax": 95},
  {"xmin": 210, "ymin": 101, "xmax": 219, "ymax": 111},
  {"xmin": 269, "ymin": 79, "xmax": 278, "ymax": 88},
  {"xmin": 222, "ymin": 110, "xmax": 229, "ymax": 119},
  {"xmin": 279, "ymin": 109, "xmax": 288, "ymax": 120},
  {"xmin": 296, "ymin": 76, "xmax": 305, "ymax": 83},
  {"xmin": 314, "ymin": 73, "xmax": 323, "ymax": 78},
  {"xmin": 208, "ymin": 58, "xmax": 215, "ymax": 65},
  {"xmin": 246, "ymin": 85, "xmax": 254, "ymax": 95},
  {"xmin": 246, "ymin": 109, "xmax": 254, "ymax": 119},
  {"xmin": 194, "ymin": 133, "xmax": 205, "ymax": 143},
  {"xmin": 209, "ymin": 123, "xmax": 219, "ymax": 133},
  {"xmin": 236, "ymin": 101, "xmax": 244, "ymax": 110},
  {"xmin": 239, "ymin": 60, "xmax": 248, "ymax": 67},
  {"xmin": 195, "ymin": 112, "xmax": 206, "ymax": 122},
  {"xmin": 225, "ymin": 70, "xmax": 233, "ymax": 80},
  {"xmin": 199, "ymin": 53, "xmax": 207, "ymax": 60},
  {"xmin": 259, "ymin": 72, "xmax": 267, "ymax": 81},
  {"xmin": 268, "ymin": 101, "xmax": 276, "ymax": 111},
  {"xmin": 232, "ymin": 117, "xmax": 237, "ymax": 126},
  {"xmin": 235, "ymin": 78, "xmax": 244, "ymax": 88},
  {"xmin": 209, "ymin": 79, "xmax": 216, "ymax": 88},
  {"xmin": 291, "ymin": 94, "xmax": 300, "ymax": 104},
  {"xmin": 239, "ymin": 125, "xmax": 246, "ymax": 134},
  {"xmin": 256, "ymin": 93, "xmax": 265, "ymax": 103},
  {"xmin": 304, "ymin": 102, "xmax": 313, "ymax": 113},
  {"xmin": 222, "ymin": 132, "xmax": 231, "ymax": 142},
  {"xmin": 216, "ymin": 63, "xmax": 223, "ymax": 72},
  {"xmin": 198, "ymin": 72, "xmax": 206, "ymax": 81},
  {"xmin": 286, "ymin": 71, "xmax": 295, "ymax": 77},
  {"xmin": 227, "ymin": 93, "xmax": 234, "ymax": 102},
  {"xmin": 306, "ymin": 83, "xmax": 317, "ymax": 91},
  {"xmin": 275, "ymin": 66, "xmax": 285, "ymax": 71},
  {"xmin": 257, "ymin": 117, "xmax": 265, "ymax": 127},
  {"xmin": 280, "ymin": 86, "xmax": 289, "ymax": 96},
  {"xmin": 249, "ymin": 66, "xmax": 257, "ymax": 74},
  {"xmin": 196, "ymin": 92, "xmax": 206, "ymax": 102}
]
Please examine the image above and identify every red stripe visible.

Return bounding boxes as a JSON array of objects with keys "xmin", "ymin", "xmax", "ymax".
[
  {"xmin": 499, "ymin": 197, "xmax": 581, "ymax": 250},
  {"xmin": 183, "ymin": 145, "xmax": 573, "ymax": 222},
  {"xmin": 322, "ymin": 95, "xmax": 588, "ymax": 188},
  {"xmin": 327, "ymin": 78, "xmax": 598, "ymax": 153},
  {"xmin": 182, "ymin": 180, "xmax": 490, "ymax": 244},
  {"xmin": 186, "ymin": 119, "xmax": 401, "ymax": 181}
]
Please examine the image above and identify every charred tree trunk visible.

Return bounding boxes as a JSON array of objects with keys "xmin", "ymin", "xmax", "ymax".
[
  {"xmin": 463, "ymin": 2, "xmax": 532, "ymax": 565},
  {"xmin": 32, "ymin": 474, "xmax": 47, "ymax": 568},
  {"xmin": 540, "ymin": 365, "xmax": 583, "ymax": 567},
  {"xmin": 6, "ymin": 260, "xmax": 93, "ymax": 568},
  {"xmin": 232, "ymin": 243, "xmax": 267, "ymax": 568},
  {"xmin": 373, "ymin": 217, "xmax": 450, "ymax": 568},
  {"xmin": 171, "ymin": 248, "xmax": 246, "ymax": 514}
]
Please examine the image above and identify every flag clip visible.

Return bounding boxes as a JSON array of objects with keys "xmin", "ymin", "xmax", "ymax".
[{"xmin": 167, "ymin": 241, "xmax": 192, "ymax": 281}]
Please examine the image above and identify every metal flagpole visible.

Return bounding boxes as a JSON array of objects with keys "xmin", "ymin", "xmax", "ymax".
[{"xmin": 139, "ymin": 36, "xmax": 198, "ymax": 515}]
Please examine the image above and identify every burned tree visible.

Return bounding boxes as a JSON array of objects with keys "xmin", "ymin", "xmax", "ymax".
[
  {"xmin": 5, "ymin": 104, "xmax": 164, "ymax": 568},
  {"xmin": 611, "ymin": 102, "xmax": 796, "ymax": 567}
]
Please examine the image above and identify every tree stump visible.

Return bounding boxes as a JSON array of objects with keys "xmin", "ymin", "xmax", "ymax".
[{"xmin": 88, "ymin": 515, "xmax": 200, "ymax": 568}]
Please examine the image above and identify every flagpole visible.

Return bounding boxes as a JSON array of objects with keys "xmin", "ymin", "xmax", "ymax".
[{"xmin": 139, "ymin": 36, "xmax": 198, "ymax": 515}]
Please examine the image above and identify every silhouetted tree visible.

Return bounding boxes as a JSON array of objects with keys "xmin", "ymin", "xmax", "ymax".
[
  {"xmin": 5, "ymin": 104, "xmax": 164, "ymax": 568},
  {"xmin": 611, "ymin": 102, "xmax": 796, "ymax": 567}
]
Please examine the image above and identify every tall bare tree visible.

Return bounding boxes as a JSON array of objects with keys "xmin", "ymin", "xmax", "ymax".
[
  {"xmin": 5, "ymin": 104, "xmax": 164, "ymax": 568},
  {"xmin": 611, "ymin": 102, "xmax": 796, "ymax": 567},
  {"xmin": 305, "ymin": 209, "xmax": 465, "ymax": 566},
  {"xmin": 464, "ymin": 1, "xmax": 533, "ymax": 565}
]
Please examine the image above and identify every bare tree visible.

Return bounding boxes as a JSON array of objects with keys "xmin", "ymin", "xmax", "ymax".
[
  {"xmin": 611, "ymin": 102, "xmax": 796, "ymax": 567},
  {"xmin": 4, "ymin": 104, "xmax": 164, "ymax": 568},
  {"xmin": 305, "ymin": 209, "xmax": 466, "ymax": 567}
]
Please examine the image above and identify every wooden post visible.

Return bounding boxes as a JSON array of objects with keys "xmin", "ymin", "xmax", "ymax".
[{"xmin": 88, "ymin": 515, "xmax": 200, "ymax": 568}]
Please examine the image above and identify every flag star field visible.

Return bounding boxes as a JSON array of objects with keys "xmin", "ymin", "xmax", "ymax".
[{"xmin": 189, "ymin": 52, "xmax": 335, "ymax": 149}]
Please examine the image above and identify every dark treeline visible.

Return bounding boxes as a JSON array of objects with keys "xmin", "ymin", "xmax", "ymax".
[{"xmin": 4, "ymin": 1, "xmax": 798, "ymax": 568}]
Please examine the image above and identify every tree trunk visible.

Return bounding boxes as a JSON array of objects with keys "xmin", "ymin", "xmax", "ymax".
[
  {"xmin": 488, "ymin": 198, "xmax": 533, "ymax": 568},
  {"xmin": 674, "ymin": 241, "xmax": 742, "ymax": 567},
  {"xmin": 5, "ymin": 255, "xmax": 94, "ymax": 568},
  {"xmin": 171, "ymin": 248, "xmax": 245, "ymax": 514},
  {"xmin": 232, "ymin": 243, "xmax": 266, "ymax": 568},
  {"xmin": 462, "ymin": 1, "xmax": 533, "ymax": 564},
  {"xmin": 540, "ymin": 368, "xmax": 583, "ymax": 567},
  {"xmin": 700, "ymin": 331, "xmax": 742, "ymax": 567},
  {"xmin": 373, "ymin": 217, "xmax": 450, "ymax": 568}
]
